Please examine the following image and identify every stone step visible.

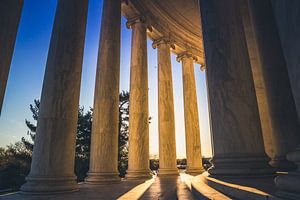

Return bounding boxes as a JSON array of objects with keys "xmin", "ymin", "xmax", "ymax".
[
  {"xmin": 204, "ymin": 172, "xmax": 277, "ymax": 200},
  {"xmin": 182, "ymin": 173, "xmax": 232, "ymax": 200}
]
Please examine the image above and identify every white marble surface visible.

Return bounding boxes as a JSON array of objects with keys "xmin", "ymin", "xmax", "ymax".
[
  {"xmin": 240, "ymin": 1, "xmax": 275, "ymax": 161},
  {"xmin": 272, "ymin": 0, "xmax": 300, "ymax": 125},
  {"xmin": 86, "ymin": 0, "xmax": 121, "ymax": 184},
  {"xmin": 0, "ymin": 0, "xmax": 23, "ymax": 114},
  {"xmin": 247, "ymin": 0, "xmax": 300, "ymax": 170},
  {"xmin": 180, "ymin": 55, "xmax": 204, "ymax": 175},
  {"xmin": 157, "ymin": 41, "xmax": 178, "ymax": 176},
  {"xmin": 200, "ymin": 0, "xmax": 273, "ymax": 176},
  {"xmin": 21, "ymin": 0, "xmax": 88, "ymax": 193},
  {"xmin": 126, "ymin": 19, "xmax": 151, "ymax": 179}
]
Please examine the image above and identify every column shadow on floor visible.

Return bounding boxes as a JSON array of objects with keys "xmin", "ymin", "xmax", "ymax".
[
  {"xmin": 0, "ymin": 179, "xmax": 150, "ymax": 200},
  {"xmin": 0, "ymin": 174, "xmax": 199, "ymax": 200},
  {"xmin": 139, "ymin": 175, "xmax": 197, "ymax": 200}
]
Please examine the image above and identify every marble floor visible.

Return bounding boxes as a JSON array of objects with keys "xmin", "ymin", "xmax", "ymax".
[
  {"xmin": 0, "ymin": 174, "xmax": 199, "ymax": 200},
  {"xmin": 139, "ymin": 175, "xmax": 197, "ymax": 200}
]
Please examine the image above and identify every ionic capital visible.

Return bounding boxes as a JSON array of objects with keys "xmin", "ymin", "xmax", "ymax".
[
  {"xmin": 176, "ymin": 52, "xmax": 198, "ymax": 62},
  {"xmin": 200, "ymin": 64, "xmax": 206, "ymax": 71},
  {"xmin": 121, "ymin": 0, "xmax": 129, "ymax": 5},
  {"xmin": 152, "ymin": 37, "xmax": 175, "ymax": 50},
  {"xmin": 126, "ymin": 15, "xmax": 146, "ymax": 29}
]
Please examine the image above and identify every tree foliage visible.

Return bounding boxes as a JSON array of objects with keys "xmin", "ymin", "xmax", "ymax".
[
  {"xmin": 0, "ymin": 142, "xmax": 31, "ymax": 190},
  {"xmin": 75, "ymin": 107, "xmax": 93, "ymax": 181},
  {"xmin": 118, "ymin": 91, "xmax": 130, "ymax": 177}
]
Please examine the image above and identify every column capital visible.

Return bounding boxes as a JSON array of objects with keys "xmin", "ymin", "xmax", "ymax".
[
  {"xmin": 152, "ymin": 37, "xmax": 175, "ymax": 50},
  {"xmin": 121, "ymin": 0, "xmax": 129, "ymax": 5},
  {"xmin": 176, "ymin": 51, "xmax": 198, "ymax": 62},
  {"xmin": 200, "ymin": 64, "xmax": 206, "ymax": 71},
  {"xmin": 126, "ymin": 15, "xmax": 146, "ymax": 29}
]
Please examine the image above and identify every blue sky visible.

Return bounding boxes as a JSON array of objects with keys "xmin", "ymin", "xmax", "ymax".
[{"xmin": 0, "ymin": 0, "xmax": 212, "ymax": 158}]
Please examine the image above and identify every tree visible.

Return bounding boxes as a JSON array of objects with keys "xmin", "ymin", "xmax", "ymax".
[
  {"xmin": 0, "ymin": 100, "xmax": 39, "ymax": 190},
  {"xmin": 118, "ymin": 91, "xmax": 130, "ymax": 177},
  {"xmin": 75, "ymin": 107, "xmax": 93, "ymax": 181},
  {"xmin": 0, "ymin": 99, "xmax": 38, "ymax": 190},
  {"xmin": 150, "ymin": 154, "xmax": 159, "ymax": 172},
  {"xmin": 22, "ymin": 99, "xmax": 40, "ymax": 154},
  {"xmin": 0, "ymin": 142, "xmax": 31, "ymax": 190}
]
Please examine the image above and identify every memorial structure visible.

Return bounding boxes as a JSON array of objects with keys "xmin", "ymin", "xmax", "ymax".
[{"xmin": 1, "ymin": 0, "xmax": 300, "ymax": 199}]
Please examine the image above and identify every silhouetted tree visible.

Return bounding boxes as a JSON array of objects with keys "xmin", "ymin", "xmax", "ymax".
[
  {"xmin": 74, "ymin": 107, "xmax": 92, "ymax": 181},
  {"xmin": 150, "ymin": 156, "xmax": 159, "ymax": 172},
  {"xmin": 0, "ymin": 142, "xmax": 31, "ymax": 190},
  {"xmin": 22, "ymin": 99, "xmax": 40, "ymax": 153}
]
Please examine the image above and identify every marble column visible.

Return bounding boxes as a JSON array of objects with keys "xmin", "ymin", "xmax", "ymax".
[
  {"xmin": 199, "ymin": 0, "xmax": 274, "ymax": 176},
  {"xmin": 275, "ymin": 145, "xmax": 300, "ymax": 200},
  {"xmin": 126, "ymin": 16, "xmax": 152, "ymax": 180},
  {"xmin": 271, "ymin": 0, "xmax": 300, "ymax": 124},
  {"xmin": 21, "ymin": 0, "xmax": 88, "ymax": 193},
  {"xmin": 85, "ymin": 0, "xmax": 121, "ymax": 184},
  {"xmin": 177, "ymin": 52, "xmax": 204, "ymax": 175},
  {"xmin": 153, "ymin": 38, "xmax": 178, "ymax": 176},
  {"xmin": 239, "ymin": 0, "xmax": 275, "ymax": 162},
  {"xmin": 0, "ymin": 0, "xmax": 23, "ymax": 115},
  {"xmin": 244, "ymin": 0, "xmax": 300, "ymax": 170}
]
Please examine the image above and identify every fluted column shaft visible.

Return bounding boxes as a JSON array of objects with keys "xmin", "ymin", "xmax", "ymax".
[
  {"xmin": 21, "ymin": 0, "xmax": 88, "ymax": 193},
  {"xmin": 245, "ymin": 0, "xmax": 300, "ymax": 170},
  {"xmin": 126, "ymin": 17, "xmax": 151, "ymax": 179},
  {"xmin": 177, "ymin": 53, "xmax": 204, "ymax": 175},
  {"xmin": 239, "ymin": 1, "xmax": 275, "ymax": 162},
  {"xmin": 199, "ymin": 0, "xmax": 273, "ymax": 176},
  {"xmin": 153, "ymin": 39, "xmax": 178, "ymax": 176},
  {"xmin": 271, "ymin": 0, "xmax": 300, "ymax": 123},
  {"xmin": 0, "ymin": 0, "xmax": 23, "ymax": 115},
  {"xmin": 86, "ymin": 0, "xmax": 121, "ymax": 184}
]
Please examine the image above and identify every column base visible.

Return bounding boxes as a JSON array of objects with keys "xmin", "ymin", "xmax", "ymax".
[
  {"xmin": 20, "ymin": 175, "xmax": 78, "ymax": 194},
  {"xmin": 208, "ymin": 155, "xmax": 275, "ymax": 177},
  {"xmin": 85, "ymin": 172, "xmax": 121, "ymax": 184},
  {"xmin": 126, "ymin": 169, "xmax": 153, "ymax": 180},
  {"xmin": 158, "ymin": 168, "xmax": 179, "ymax": 177},
  {"xmin": 275, "ymin": 191, "xmax": 300, "ymax": 200},
  {"xmin": 274, "ymin": 145, "xmax": 300, "ymax": 199},
  {"xmin": 275, "ymin": 172, "xmax": 300, "ymax": 200},
  {"xmin": 269, "ymin": 156, "xmax": 296, "ymax": 172},
  {"xmin": 186, "ymin": 167, "xmax": 205, "ymax": 176}
]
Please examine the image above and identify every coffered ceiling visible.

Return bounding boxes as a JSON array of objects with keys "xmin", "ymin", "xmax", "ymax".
[{"xmin": 122, "ymin": 0, "xmax": 204, "ymax": 65}]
